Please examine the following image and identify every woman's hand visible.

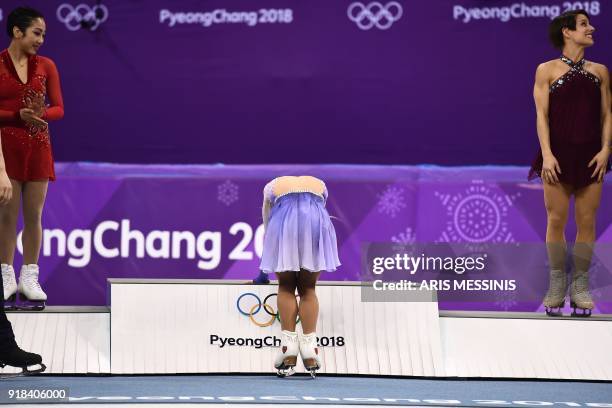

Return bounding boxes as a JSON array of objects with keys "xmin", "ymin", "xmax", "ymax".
[
  {"xmin": 542, "ymin": 154, "xmax": 562, "ymax": 184},
  {"xmin": 19, "ymin": 108, "xmax": 47, "ymax": 127},
  {"xmin": 589, "ymin": 149, "xmax": 610, "ymax": 182},
  {"xmin": 0, "ymin": 170, "xmax": 12, "ymax": 205}
]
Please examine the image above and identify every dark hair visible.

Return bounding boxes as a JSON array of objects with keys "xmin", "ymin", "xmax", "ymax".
[
  {"xmin": 548, "ymin": 9, "xmax": 589, "ymax": 49},
  {"xmin": 6, "ymin": 6, "xmax": 44, "ymax": 38}
]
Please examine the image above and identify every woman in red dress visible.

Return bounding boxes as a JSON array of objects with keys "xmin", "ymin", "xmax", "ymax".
[
  {"xmin": 0, "ymin": 7, "xmax": 64, "ymax": 310},
  {"xmin": 529, "ymin": 10, "xmax": 610, "ymax": 317}
]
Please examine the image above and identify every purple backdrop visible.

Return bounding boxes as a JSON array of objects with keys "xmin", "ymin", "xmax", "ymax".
[
  {"xmin": 2, "ymin": 1, "xmax": 612, "ymax": 312},
  {"xmin": 11, "ymin": 163, "xmax": 612, "ymax": 313},
  {"xmin": 1, "ymin": 0, "xmax": 610, "ymax": 165}
]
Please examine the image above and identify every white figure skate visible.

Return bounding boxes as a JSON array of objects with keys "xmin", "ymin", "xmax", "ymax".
[
  {"xmin": 1, "ymin": 264, "xmax": 17, "ymax": 310},
  {"xmin": 17, "ymin": 265, "xmax": 47, "ymax": 311},
  {"xmin": 299, "ymin": 332, "xmax": 321, "ymax": 378},
  {"xmin": 274, "ymin": 330, "xmax": 298, "ymax": 377},
  {"xmin": 570, "ymin": 270, "xmax": 594, "ymax": 317}
]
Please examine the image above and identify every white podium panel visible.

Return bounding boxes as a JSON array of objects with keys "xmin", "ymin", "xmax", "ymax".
[
  {"xmin": 1, "ymin": 308, "xmax": 110, "ymax": 375},
  {"xmin": 440, "ymin": 315, "xmax": 612, "ymax": 381},
  {"xmin": 109, "ymin": 280, "xmax": 444, "ymax": 376}
]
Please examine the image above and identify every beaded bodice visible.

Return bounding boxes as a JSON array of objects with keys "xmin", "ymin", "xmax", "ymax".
[
  {"xmin": 262, "ymin": 176, "xmax": 328, "ymax": 227},
  {"xmin": 0, "ymin": 49, "xmax": 64, "ymax": 146},
  {"xmin": 549, "ymin": 56, "xmax": 601, "ymax": 93},
  {"xmin": 264, "ymin": 177, "xmax": 328, "ymax": 204}
]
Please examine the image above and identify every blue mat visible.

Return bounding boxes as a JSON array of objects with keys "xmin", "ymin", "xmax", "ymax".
[{"xmin": 0, "ymin": 375, "xmax": 611, "ymax": 406}]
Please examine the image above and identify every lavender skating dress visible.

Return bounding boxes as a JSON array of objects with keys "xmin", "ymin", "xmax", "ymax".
[{"xmin": 259, "ymin": 178, "xmax": 341, "ymax": 273}]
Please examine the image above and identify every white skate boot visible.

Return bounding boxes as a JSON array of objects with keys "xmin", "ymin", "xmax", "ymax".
[
  {"xmin": 1, "ymin": 264, "xmax": 17, "ymax": 309},
  {"xmin": 543, "ymin": 269, "xmax": 567, "ymax": 316},
  {"xmin": 274, "ymin": 330, "xmax": 299, "ymax": 377},
  {"xmin": 17, "ymin": 264, "xmax": 47, "ymax": 311},
  {"xmin": 570, "ymin": 270, "xmax": 594, "ymax": 317},
  {"xmin": 299, "ymin": 332, "xmax": 321, "ymax": 378}
]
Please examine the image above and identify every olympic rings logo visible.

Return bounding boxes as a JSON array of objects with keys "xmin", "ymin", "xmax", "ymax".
[
  {"xmin": 347, "ymin": 2, "xmax": 403, "ymax": 30},
  {"xmin": 236, "ymin": 293, "xmax": 300, "ymax": 327},
  {"xmin": 56, "ymin": 3, "xmax": 109, "ymax": 31}
]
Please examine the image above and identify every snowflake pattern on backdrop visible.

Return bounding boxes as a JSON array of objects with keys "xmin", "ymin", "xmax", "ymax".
[
  {"xmin": 391, "ymin": 227, "xmax": 416, "ymax": 244},
  {"xmin": 217, "ymin": 180, "xmax": 239, "ymax": 206},
  {"xmin": 435, "ymin": 181, "xmax": 520, "ymax": 243},
  {"xmin": 377, "ymin": 185, "xmax": 407, "ymax": 218}
]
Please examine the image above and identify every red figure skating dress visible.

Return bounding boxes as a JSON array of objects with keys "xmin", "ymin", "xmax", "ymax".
[{"xmin": 0, "ymin": 49, "xmax": 64, "ymax": 181}]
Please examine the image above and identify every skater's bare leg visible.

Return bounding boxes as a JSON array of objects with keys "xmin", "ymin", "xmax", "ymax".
[
  {"xmin": 543, "ymin": 182, "xmax": 570, "ymax": 244},
  {"xmin": 296, "ymin": 270, "xmax": 320, "ymax": 334},
  {"xmin": 17, "ymin": 181, "xmax": 49, "ymax": 308},
  {"xmin": 542, "ymin": 182, "xmax": 570, "ymax": 314},
  {"xmin": 296, "ymin": 270, "xmax": 321, "ymax": 375},
  {"xmin": 274, "ymin": 272, "xmax": 299, "ymax": 375},
  {"xmin": 276, "ymin": 272, "xmax": 298, "ymax": 331},
  {"xmin": 574, "ymin": 182, "xmax": 601, "ymax": 243},
  {"xmin": 21, "ymin": 181, "xmax": 48, "ymax": 265},
  {"xmin": 570, "ymin": 182, "xmax": 602, "ymax": 313},
  {"xmin": 0, "ymin": 179, "xmax": 21, "ymax": 265}
]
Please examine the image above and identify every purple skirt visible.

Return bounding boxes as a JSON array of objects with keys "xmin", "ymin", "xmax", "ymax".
[{"xmin": 260, "ymin": 193, "xmax": 340, "ymax": 273}]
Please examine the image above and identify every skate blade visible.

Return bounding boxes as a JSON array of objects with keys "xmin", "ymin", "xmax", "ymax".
[
  {"xmin": 3, "ymin": 301, "xmax": 18, "ymax": 312},
  {"xmin": 15, "ymin": 304, "xmax": 46, "ymax": 311},
  {"xmin": 275, "ymin": 355, "xmax": 298, "ymax": 377},
  {"xmin": 276, "ymin": 367, "xmax": 295, "ymax": 378},
  {"xmin": 0, "ymin": 363, "xmax": 46, "ymax": 379},
  {"xmin": 570, "ymin": 302, "xmax": 593, "ymax": 317},
  {"xmin": 3, "ymin": 293, "xmax": 17, "ymax": 310},
  {"xmin": 570, "ymin": 309, "xmax": 592, "ymax": 317},
  {"xmin": 303, "ymin": 358, "xmax": 321, "ymax": 378},
  {"xmin": 16, "ymin": 294, "xmax": 46, "ymax": 311},
  {"xmin": 544, "ymin": 306, "xmax": 563, "ymax": 317}
]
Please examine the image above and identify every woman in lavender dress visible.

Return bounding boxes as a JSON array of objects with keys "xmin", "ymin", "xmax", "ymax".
[
  {"xmin": 259, "ymin": 176, "xmax": 340, "ymax": 377},
  {"xmin": 529, "ymin": 9, "xmax": 610, "ymax": 317}
]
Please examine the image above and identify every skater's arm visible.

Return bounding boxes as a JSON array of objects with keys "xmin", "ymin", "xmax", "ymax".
[
  {"xmin": 262, "ymin": 179, "xmax": 276, "ymax": 229},
  {"xmin": 534, "ymin": 63, "xmax": 560, "ymax": 184},
  {"xmin": 262, "ymin": 195, "xmax": 272, "ymax": 229},
  {"xmin": 0, "ymin": 131, "xmax": 13, "ymax": 205},
  {"xmin": 598, "ymin": 65, "xmax": 611, "ymax": 151},
  {"xmin": 0, "ymin": 109, "xmax": 21, "ymax": 124},
  {"xmin": 41, "ymin": 58, "xmax": 64, "ymax": 121},
  {"xmin": 588, "ymin": 64, "xmax": 611, "ymax": 182},
  {"xmin": 322, "ymin": 181, "xmax": 328, "ymax": 205}
]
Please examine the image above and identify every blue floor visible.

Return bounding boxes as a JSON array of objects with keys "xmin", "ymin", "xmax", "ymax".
[{"xmin": 0, "ymin": 375, "xmax": 611, "ymax": 406}]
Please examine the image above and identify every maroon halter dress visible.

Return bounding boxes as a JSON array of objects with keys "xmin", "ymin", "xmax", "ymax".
[{"xmin": 529, "ymin": 56, "xmax": 609, "ymax": 189}]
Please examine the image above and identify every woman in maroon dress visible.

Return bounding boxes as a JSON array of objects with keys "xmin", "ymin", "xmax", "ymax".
[
  {"xmin": 0, "ymin": 7, "xmax": 64, "ymax": 310},
  {"xmin": 529, "ymin": 9, "xmax": 611, "ymax": 316}
]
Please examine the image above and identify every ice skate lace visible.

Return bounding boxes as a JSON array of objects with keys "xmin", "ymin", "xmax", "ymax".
[
  {"xmin": 300, "ymin": 335, "xmax": 317, "ymax": 347},
  {"xmin": 281, "ymin": 331, "xmax": 298, "ymax": 344},
  {"xmin": 2, "ymin": 273, "xmax": 10, "ymax": 288},
  {"xmin": 23, "ymin": 274, "xmax": 42, "ymax": 291},
  {"xmin": 2, "ymin": 270, "xmax": 15, "ymax": 287}
]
